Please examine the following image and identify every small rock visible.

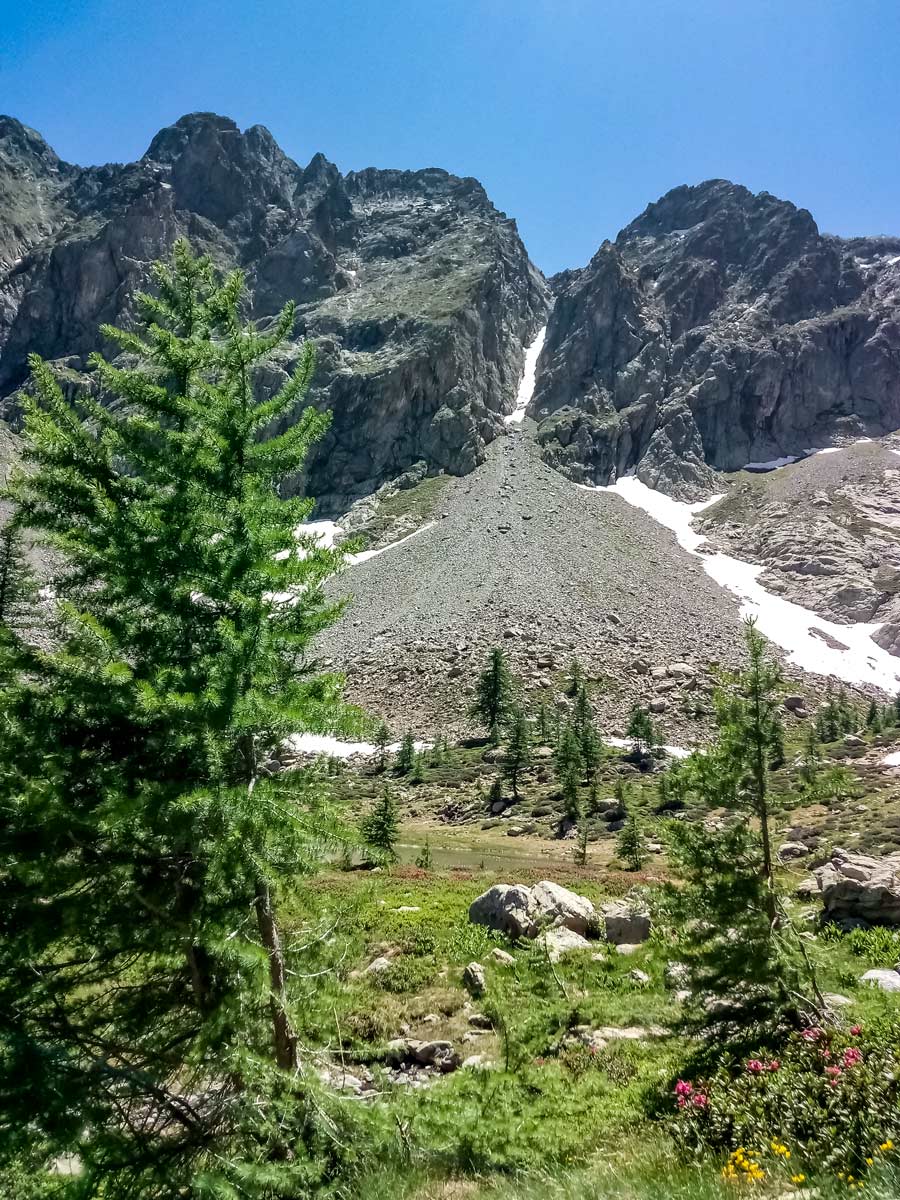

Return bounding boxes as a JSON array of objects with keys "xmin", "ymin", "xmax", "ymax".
[
  {"xmin": 365, "ymin": 956, "xmax": 392, "ymax": 976},
  {"xmin": 823, "ymin": 993, "xmax": 854, "ymax": 1009},
  {"xmin": 649, "ymin": 697, "xmax": 668, "ymax": 714},
  {"xmin": 779, "ymin": 842, "xmax": 810, "ymax": 861},
  {"xmin": 783, "ymin": 695, "xmax": 807, "ymax": 713},
  {"xmin": 467, "ymin": 1012, "xmax": 493, "ymax": 1029},
  {"xmin": 541, "ymin": 926, "xmax": 592, "ymax": 962},
  {"xmin": 664, "ymin": 961, "xmax": 690, "ymax": 989},
  {"xmin": 628, "ymin": 969, "xmax": 651, "ymax": 985},
  {"xmin": 860, "ymin": 968, "xmax": 900, "ymax": 992},
  {"xmin": 603, "ymin": 900, "xmax": 651, "ymax": 945},
  {"xmin": 463, "ymin": 962, "xmax": 486, "ymax": 997},
  {"xmin": 615, "ymin": 943, "xmax": 641, "ymax": 956},
  {"xmin": 412, "ymin": 1041, "xmax": 461, "ymax": 1071},
  {"xmin": 490, "ymin": 948, "xmax": 515, "ymax": 967}
]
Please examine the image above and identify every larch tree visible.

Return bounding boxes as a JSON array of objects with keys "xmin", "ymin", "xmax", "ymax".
[
  {"xmin": 503, "ymin": 708, "xmax": 532, "ymax": 800},
  {"xmin": 470, "ymin": 645, "xmax": 515, "ymax": 743},
  {"xmin": 0, "ymin": 241, "xmax": 360, "ymax": 1194}
]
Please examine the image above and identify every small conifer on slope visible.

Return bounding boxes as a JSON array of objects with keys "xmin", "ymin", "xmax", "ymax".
[
  {"xmin": 470, "ymin": 646, "xmax": 515, "ymax": 742},
  {"xmin": 0, "ymin": 241, "xmax": 360, "ymax": 1192}
]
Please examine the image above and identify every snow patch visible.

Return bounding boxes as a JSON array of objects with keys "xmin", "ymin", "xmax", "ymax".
[
  {"xmin": 285, "ymin": 733, "xmax": 432, "ymax": 760},
  {"xmin": 505, "ymin": 327, "xmax": 546, "ymax": 425},
  {"xmin": 604, "ymin": 736, "xmax": 691, "ymax": 760},
  {"xmin": 881, "ymin": 751, "xmax": 900, "ymax": 767},
  {"xmin": 587, "ymin": 476, "xmax": 900, "ymax": 693}
]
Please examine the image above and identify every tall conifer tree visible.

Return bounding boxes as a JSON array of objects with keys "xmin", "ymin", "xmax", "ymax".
[{"xmin": 0, "ymin": 241, "xmax": 357, "ymax": 1192}]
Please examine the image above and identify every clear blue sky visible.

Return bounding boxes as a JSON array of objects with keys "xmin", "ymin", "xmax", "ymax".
[{"xmin": 3, "ymin": 0, "xmax": 898, "ymax": 274}]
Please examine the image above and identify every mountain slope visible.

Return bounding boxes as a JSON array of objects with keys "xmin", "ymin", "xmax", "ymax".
[
  {"xmin": 532, "ymin": 180, "xmax": 900, "ymax": 498},
  {"xmin": 0, "ymin": 113, "xmax": 548, "ymax": 510}
]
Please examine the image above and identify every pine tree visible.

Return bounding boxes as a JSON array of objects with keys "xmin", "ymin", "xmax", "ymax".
[
  {"xmin": 412, "ymin": 751, "xmax": 426, "ymax": 783},
  {"xmin": 627, "ymin": 704, "xmax": 655, "ymax": 756},
  {"xmin": 415, "ymin": 839, "xmax": 434, "ymax": 870},
  {"xmin": 866, "ymin": 698, "xmax": 883, "ymax": 733},
  {"xmin": 572, "ymin": 684, "xmax": 593, "ymax": 736},
  {"xmin": 503, "ymin": 708, "xmax": 531, "ymax": 800},
  {"xmin": 798, "ymin": 724, "xmax": 822, "ymax": 793},
  {"xmin": 617, "ymin": 811, "xmax": 648, "ymax": 871},
  {"xmin": 470, "ymin": 646, "xmax": 515, "ymax": 742},
  {"xmin": 614, "ymin": 776, "xmax": 630, "ymax": 818},
  {"xmin": 580, "ymin": 722, "xmax": 602, "ymax": 780},
  {"xmin": 556, "ymin": 722, "xmax": 582, "ymax": 819},
  {"xmin": 0, "ymin": 523, "xmax": 39, "ymax": 680},
  {"xmin": 574, "ymin": 823, "xmax": 589, "ymax": 867},
  {"xmin": 363, "ymin": 788, "xmax": 399, "ymax": 861},
  {"xmin": 0, "ymin": 242, "xmax": 358, "ymax": 1192},
  {"xmin": 536, "ymin": 700, "xmax": 551, "ymax": 745},
  {"xmin": 395, "ymin": 730, "xmax": 416, "ymax": 773},
  {"xmin": 566, "ymin": 656, "xmax": 584, "ymax": 697},
  {"xmin": 667, "ymin": 619, "xmax": 823, "ymax": 1037},
  {"xmin": 375, "ymin": 720, "xmax": 391, "ymax": 771}
]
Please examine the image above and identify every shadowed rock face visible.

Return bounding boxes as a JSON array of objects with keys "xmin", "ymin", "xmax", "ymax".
[
  {"xmin": 0, "ymin": 112, "xmax": 548, "ymax": 510},
  {"xmin": 533, "ymin": 180, "xmax": 900, "ymax": 497}
]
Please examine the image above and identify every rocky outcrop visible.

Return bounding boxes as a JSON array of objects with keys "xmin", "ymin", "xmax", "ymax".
[
  {"xmin": 468, "ymin": 881, "xmax": 597, "ymax": 939},
  {"xmin": 813, "ymin": 847, "xmax": 900, "ymax": 927},
  {"xmin": 0, "ymin": 112, "xmax": 548, "ymax": 511},
  {"xmin": 532, "ymin": 180, "xmax": 900, "ymax": 497}
]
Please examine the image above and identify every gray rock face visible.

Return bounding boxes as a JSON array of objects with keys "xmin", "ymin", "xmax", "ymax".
[
  {"xmin": 468, "ymin": 880, "xmax": 597, "ymax": 940},
  {"xmin": 602, "ymin": 900, "xmax": 651, "ymax": 945},
  {"xmin": 813, "ymin": 848, "xmax": 900, "ymax": 927},
  {"xmin": 532, "ymin": 180, "xmax": 900, "ymax": 497},
  {"xmin": 0, "ymin": 112, "xmax": 547, "ymax": 511}
]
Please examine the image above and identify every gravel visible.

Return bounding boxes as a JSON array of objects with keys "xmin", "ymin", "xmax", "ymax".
[{"xmin": 315, "ymin": 425, "xmax": 748, "ymax": 738}]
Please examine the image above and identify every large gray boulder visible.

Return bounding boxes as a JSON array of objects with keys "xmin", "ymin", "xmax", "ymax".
[
  {"xmin": 468, "ymin": 880, "xmax": 598, "ymax": 940},
  {"xmin": 602, "ymin": 900, "xmax": 652, "ymax": 946},
  {"xmin": 468, "ymin": 884, "xmax": 536, "ymax": 939},
  {"xmin": 530, "ymin": 880, "xmax": 597, "ymax": 935},
  {"xmin": 813, "ymin": 848, "xmax": 900, "ymax": 927}
]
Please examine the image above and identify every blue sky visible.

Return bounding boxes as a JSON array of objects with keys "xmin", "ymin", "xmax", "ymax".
[{"xmin": 3, "ymin": 0, "xmax": 898, "ymax": 274}]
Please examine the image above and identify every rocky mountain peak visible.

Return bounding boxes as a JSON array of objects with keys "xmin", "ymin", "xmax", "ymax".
[{"xmin": 532, "ymin": 179, "xmax": 900, "ymax": 496}]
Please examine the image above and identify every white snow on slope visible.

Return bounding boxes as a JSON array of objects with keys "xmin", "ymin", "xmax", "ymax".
[
  {"xmin": 277, "ymin": 519, "xmax": 435, "ymax": 566},
  {"xmin": 285, "ymin": 733, "xmax": 432, "ymax": 759},
  {"xmin": 882, "ymin": 751, "xmax": 900, "ymax": 767},
  {"xmin": 505, "ymin": 327, "xmax": 547, "ymax": 425},
  {"xmin": 588, "ymin": 475, "xmax": 900, "ymax": 694},
  {"xmin": 604, "ymin": 736, "xmax": 691, "ymax": 760}
]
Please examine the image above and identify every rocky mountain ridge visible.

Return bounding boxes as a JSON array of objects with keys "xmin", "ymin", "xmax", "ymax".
[
  {"xmin": 532, "ymin": 180, "xmax": 900, "ymax": 498},
  {"xmin": 0, "ymin": 112, "xmax": 548, "ymax": 510}
]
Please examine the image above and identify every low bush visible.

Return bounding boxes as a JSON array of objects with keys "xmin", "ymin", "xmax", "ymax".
[{"xmin": 667, "ymin": 1018, "xmax": 900, "ymax": 1185}]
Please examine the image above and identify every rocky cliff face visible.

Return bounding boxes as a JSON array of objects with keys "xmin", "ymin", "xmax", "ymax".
[
  {"xmin": 0, "ymin": 113, "xmax": 548, "ymax": 510},
  {"xmin": 532, "ymin": 180, "xmax": 900, "ymax": 497}
]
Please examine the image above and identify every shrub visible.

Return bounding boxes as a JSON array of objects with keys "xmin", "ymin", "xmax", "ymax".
[{"xmin": 667, "ymin": 1019, "xmax": 900, "ymax": 1182}]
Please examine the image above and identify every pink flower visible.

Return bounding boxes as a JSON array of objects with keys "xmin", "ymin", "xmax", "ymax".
[
  {"xmin": 850, "ymin": 1025, "xmax": 862, "ymax": 1037},
  {"xmin": 767, "ymin": 1060, "xmax": 781, "ymax": 1072},
  {"xmin": 746, "ymin": 1059, "xmax": 765, "ymax": 1074},
  {"xmin": 802, "ymin": 1027, "xmax": 822, "ymax": 1042},
  {"xmin": 692, "ymin": 1092, "xmax": 709, "ymax": 1108},
  {"xmin": 825, "ymin": 1065, "xmax": 842, "ymax": 1077},
  {"xmin": 674, "ymin": 1079, "xmax": 694, "ymax": 1097},
  {"xmin": 842, "ymin": 1047, "xmax": 862, "ymax": 1068},
  {"xmin": 677, "ymin": 1096, "xmax": 687, "ymax": 1109}
]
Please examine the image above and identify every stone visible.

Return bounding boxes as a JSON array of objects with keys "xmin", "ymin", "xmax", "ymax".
[
  {"xmin": 778, "ymin": 841, "xmax": 810, "ymax": 860},
  {"xmin": 469, "ymin": 884, "xmax": 536, "ymax": 938},
  {"xmin": 649, "ymin": 697, "xmax": 668, "ymax": 713},
  {"xmin": 843, "ymin": 735, "xmax": 866, "ymax": 749},
  {"xmin": 530, "ymin": 880, "xmax": 597, "ymax": 935},
  {"xmin": 364, "ymin": 955, "xmax": 393, "ymax": 976},
  {"xmin": 461, "ymin": 1054, "xmax": 491, "ymax": 1070},
  {"xmin": 541, "ymin": 926, "xmax": 592, "ymax": 962},
  {"xmin": 462, "ymin": 962, "xmax": 486, "ymax": 996},
  {"xmin": 860, "ymin": 969, "xmax": 900, "ymax": 992},
  {"xmin": 666, "ymin": 662, "xmax": 696, "ymax": 679},
  {"xmin": 384, "ymin": 1038, "xmax": 411, "ymax": 1065},
  {"xmin": 467, "ymin": 1012, "xmax": 493, "ymax": 1029},
  {"xmin": 628, "ymin": 969, "xmax": 651, "ymax": 985},
  {"xmin": 489, "ymin": 948, "xmax": 515, "ymax": 967},
  {"xmin": 603, "ymin": 900, "xmax": 651, "ymax": 945},
  {"xmin": 822, "ymin": 993, "xmax": 854, "ymax": 1009},
  {"xmin": 783, "ymin": 695, "xmax": 807, "ymax": 713},
  {"xmin": 795, "ymin": 877, "xmax": 820, "ymax": 899},
  {"xmin": 664, "ymin": 961, "xmax": 690, "ymax": 989},
  {"xmin": 615, "ymin": 943, "xmax": 641, "ymax": 956},
  {"xmin": 411, "ymin": 1041, "xmax": 461, "ymax": 1071},
  {"xmin": 814, "ymin": 848, "xmax": 900, "ymax": 926}
]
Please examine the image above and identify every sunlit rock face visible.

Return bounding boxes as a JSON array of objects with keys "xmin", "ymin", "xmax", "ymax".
[
  {"xmin": 0, "ymin": 112, "xmax": 548, "ymax": 511},
  {"xmin": 532, "ymin": 180, "xmax": 900, "ymax": 498}
]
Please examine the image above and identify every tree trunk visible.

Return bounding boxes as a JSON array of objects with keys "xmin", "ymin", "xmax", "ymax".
[{"xmin": 255, "ymin": 879, "xmax": 299, "ymax": 1072}]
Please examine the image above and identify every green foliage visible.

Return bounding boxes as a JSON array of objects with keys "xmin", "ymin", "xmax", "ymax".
[
  {"xmin": 819, "ymin": 923, "xmax": 900, "ymax": 966},
  {"xmin": 415, "ymin": 839, "xmax": 434, "ymax": 871},
  {"xmin": 363, "ymin": 788, "xmax": 399, "ymax": 861},
  {"xmin": 574, "ymin": 822, "xmax": 589, "ymax": 867},
  {"xmin": 503, "ymin": 708, "xmax": 532, "ymax": 799},
  {"xmin": 627, "ymin": 704, "xmax": 657, "ymax": 756},
  {"xmin": 666, "ymin": 620, "xmax": 821, "ymax": 1036},
  {"xmin": 816, "ymin": 687, "xmax": 859, "ymax": 742},
  {"xmin": 556, "ymin": 723, "xmax": 582, "ymax": 819},
  {"xmin": 618, "ymin": 811, "xmax": 648, "ymax": 871},
  {"xmin": 566, "ymin": 657, "xmax": 584, "ymax": 697},
  {"xmin": 375, "ymin": 720, "xmax": 391, "ymax": 771},
  {"xmin": 668, "ymin": 1020, "xmax": 900, "ymax": 1181},
  {"xmin": 0, "ymin": 241, "xmax": 358, "ymax": 1193},
  {"xmin": 470, "ymin": 647, "xmax": 515, "ymax": 740},
  {"xmin": 395, "ymin": 730, "xmax": 416, "ymax": 773},
  {"xmin": 537, "ymin": 700, "xmax": 551, "ymax": 745}
]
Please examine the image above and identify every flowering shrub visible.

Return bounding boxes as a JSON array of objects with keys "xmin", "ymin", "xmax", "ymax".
[{"xmin": 667, "ymin": 1018, "xmax": 900, "ymax": 1184}]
